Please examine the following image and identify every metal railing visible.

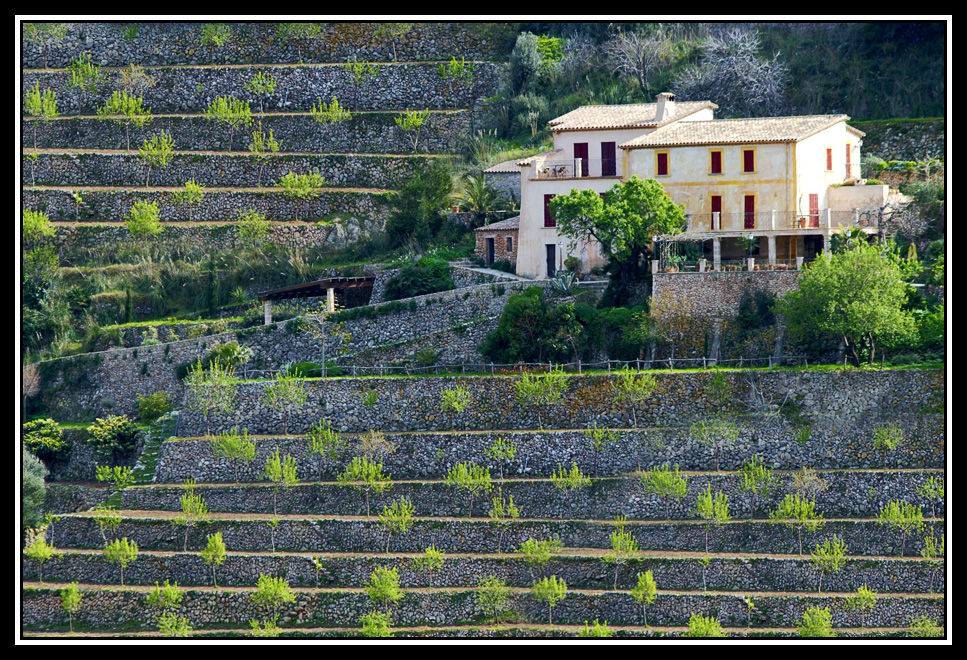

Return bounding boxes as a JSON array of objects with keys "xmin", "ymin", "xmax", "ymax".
[
  {"xmin": 534, "ymin": 158, "xmax": 619, "ymax": 179},
  {"xmin": 686, "ymin": 209, "xmax": 882, "ymax": 232}
]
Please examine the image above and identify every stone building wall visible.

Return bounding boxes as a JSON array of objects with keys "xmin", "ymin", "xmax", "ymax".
[{"xmin": 651, "ymin": 271, "xmax": 801, "ymax": 320}]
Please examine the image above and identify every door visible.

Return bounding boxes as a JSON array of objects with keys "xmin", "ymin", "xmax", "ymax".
[
  {"xmin": 601, "ymin": 142, "xmax": 616, "ymax": 176},
  {"xmin": 744, "ymin": 195, "xmax": 755, "ymax": 229},
  {"xmin": 710, "ymin": 195, "xmax": 722, "ymax": 230},
  {"xmin": 546, "ymin": 244, "xmax": 556, "ymax": 277},
  {"xmin": 486, "ymin": 238, "xmax": 495, "ymax": 266},
  {"xmin": 574, "ymin": 143, "xmax": 589, "ymax": 177},
  {"xmin": 809, "ymin": 193, "xmax": 819, "ymax": 227}
]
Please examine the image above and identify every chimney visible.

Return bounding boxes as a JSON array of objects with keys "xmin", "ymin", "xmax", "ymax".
[{"xmin": 655, "ymin": 92, "xmax": 676, "ymax": 121}]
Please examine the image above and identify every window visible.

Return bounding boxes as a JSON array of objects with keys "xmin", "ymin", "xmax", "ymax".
[
  {"xmin": 744, "ymin": 195, "xmax": 756, "ymax": 229},
  {"xmin": 709, "ymin": 150, "xmax": 723, "ymax": 175},
  {"xmin": 543, "ymin": 194, "xmax": 555, "ymax": 227},
  {"xmin": 710, "ymin": 195, "xmax": 722, "ymax": 230},
  {"xmin": 506, "ymin": 236, "xmax": 513, "ymax": 253},
  {"xmin": 656, "ymin": 151, "xmax": 669, "ymax": 176},
  {"xmin": 742, "ymin": 149, "xmax": 755, "ymax": 173},
  {"xmin": 825, "ymin": 148, "xmax": 833, "ymax": 171}
]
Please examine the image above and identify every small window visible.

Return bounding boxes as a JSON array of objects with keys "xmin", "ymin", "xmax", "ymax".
[
  {"xmin": 506, "ymin": 236, "xmax": 513, "ymax": 253},
  {"xmin": 656, "ymin": 152, "xmax": 669, "ymax": 176},
  {"xmin": 543, "ymin": 194, "xmax": 556, "ymax": 227},
  {"xmin": 742, "ymin": 149, "xmax": 755, "ymax": 173},
  {"xmin": 710, "ymin": 150, "xmax": 722, "ymax": 175},
  {"xmin": 825, "ymin": 148, "xmax": 833, "ymax": 171}
]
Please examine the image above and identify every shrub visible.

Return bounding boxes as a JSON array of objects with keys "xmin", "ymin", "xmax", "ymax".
[
  {"xmin": 86, "ymin": 415, "xmax": 141, "ymax": 457},
  {"xmin": 137, "ymin": 392, "xmax": 172, "ymax": 424},
  {"xmin": 22, "ymin": 450, "xmax": 47, "ymax": 530},
  {"xmin": 22, "ymin": 418, "xmax": 67, "ymax": 459},
  {"xmin": 382, "ymin": 257, "xmax": 454, "ymax": 301}
]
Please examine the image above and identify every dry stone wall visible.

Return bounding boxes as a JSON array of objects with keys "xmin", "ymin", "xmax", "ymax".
[
  {"xmin": 25, "ymin": 111, "xmax": 472, "ymax": 153},
  {"xmin": 23, "ymin": 62, "xmax": 500, "ymax": 115},
  {"xmin": 851, "ymin": 119, "xmax": 945, "ymax": 161},
  {"xmin": 652, "ymin": 271, "xmax": 801, "ymax": 320},
  {"xmin": 21, "ymin": 22, "xmax": 513, "ymax": 68},
  {"xmin": 23, "ymin": 152, "xmax": 444, "ymax": 190}
]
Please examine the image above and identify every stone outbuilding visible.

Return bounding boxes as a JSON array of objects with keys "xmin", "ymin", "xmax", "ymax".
[{"xmin": 474, "ymin": 215, "xmax": 519, "ymax": 268}]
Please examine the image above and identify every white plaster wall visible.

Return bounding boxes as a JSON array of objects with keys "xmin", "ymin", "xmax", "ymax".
[
  {"xmin": 550, "ymin": 127, "xmax": 655, "ymax": 178},
  {"xmin": 828, "ymin": 184, "xmax": 888, "ymax": 211},
  {"xmin": 794, "ymin": 123, "xmax": 855, "ymax": 216}
]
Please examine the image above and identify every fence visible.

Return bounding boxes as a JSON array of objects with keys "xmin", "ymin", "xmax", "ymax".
[{"xmin": 236, "ymin": 356, "xmax": 814, "ymax": 380}]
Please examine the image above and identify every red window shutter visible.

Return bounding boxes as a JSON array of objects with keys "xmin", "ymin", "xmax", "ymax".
[
  {"xmin": 710, "ymin": 151, "xmax": 722, "ymax": 174},
  {"xmin": 826, "ymin": 148, "xmax": 833, "ymax": 171},
  {"xmin": 657, "ymin": 152, "xmax": 668, "ymax": 176},
  {"xmin": 743, "ymin": 150, "xmax": 754, "ymax": 172},
  {"xmin": 744, "ymin": 195, "xmax": 755, "ymax": 229},
  {"xmin": 544, "ymin": 194, "xmax": 556, "ymax": 227},
  {"xmin": 845, "ymin": 143, "xmax": 852, "ymax": 177}
]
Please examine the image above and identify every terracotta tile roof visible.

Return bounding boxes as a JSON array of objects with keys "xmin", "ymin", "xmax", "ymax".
[
  {"xmin": 547, "ymin": 101, "xmax": 717, "ymax": 132},
  {"xmin": 474, "ymin": 216, "xmax": 520, "ymax": 232},
  {"xmin": 620, "ymin": 114, "xmax": 856, "ymax": 149},
  {"xmin": 483, "ymin": 158, "xmax": 522, "ymax": 174}
]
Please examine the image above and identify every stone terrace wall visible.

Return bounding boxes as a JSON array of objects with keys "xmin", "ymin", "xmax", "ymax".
[
  {"xmin": 23, "ymin": 187, "xmax": 389, "ymax": 223},
  {"xmin": 23, "ymin": 62, "xmax": 501, "ymax": 115},
  {"xmin": 48, "ymin": 221, "xmax": 378, "ymax": 258},
  {"xmin": 24, "ymin": 552, "xmax": 940, "ymax": 594},
  {"xmin": 652, "ymin": 271, "xmax": 801, "ymax": 320},
  {"xmin": 22, "ymin": 584, "xmax": 943, "ymax": 630},
  {"xmin": 176, "ymin": 368, "xmax": 944, "ymax": 435},
  {"xmin": 851, "ymin": 118, "xmax": 945, "ymax": 162},
  {"xmin": 124, "ymin": 471, "xmax": 944, "ymax": 519},
  {"xmin": 159, "ymin": 414, "xmax": 943, "ymax": 481},
  {"xmin": 24, "ymin": 111, "xmax": 472, "ymax": 154},
  {"xmin": 21, "ymin": 22, "xmax": 513, "ymax": 68},
  {"xmin": 23, "ymin": 152, "xmax": 445, "ymax": 190}
]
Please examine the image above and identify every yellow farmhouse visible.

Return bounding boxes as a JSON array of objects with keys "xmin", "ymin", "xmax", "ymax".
[{"xmin": 513, "ymin": 92, "xmax": 887, "ymax": 278}]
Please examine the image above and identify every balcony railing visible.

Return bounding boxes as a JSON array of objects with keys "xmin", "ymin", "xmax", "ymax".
[
  {"xmin": 686, "ymin": 209, "xmax": 882, "ymax": 232},
  {"xmin": 534, "ymin": 158, "xmax": 618, "ymax": 180},
  {"xmin": 654, "ymin": 256, "xmax": 816, "ymax": 274}
]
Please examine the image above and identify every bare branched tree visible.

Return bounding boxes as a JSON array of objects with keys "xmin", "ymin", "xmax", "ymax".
[
  {"xmin": 673, "ymin": 28, "xmax": 788, "ymax": 117},
  {"xmin": 603, "ymin": 29, "xmax": 677, "ymax": 98}
]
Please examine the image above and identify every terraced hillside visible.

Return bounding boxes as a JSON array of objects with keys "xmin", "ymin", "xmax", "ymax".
[
  {"xmin": 22, "ymin": 21, "xmax": 501, "ymax": 244},
  {"xmin": 23, "ymin": 368, "xmax": 945, "ymax": 638}
]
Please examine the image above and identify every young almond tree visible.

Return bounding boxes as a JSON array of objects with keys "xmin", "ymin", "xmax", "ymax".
[
  {"xmin": 484, "ymin": 437, "xmax": 518, "ymax": 480},
  {"xmin": 640, "ymin": 463, "xmax": 688, "ymax": 519},
  {"xmin": 104, "ymin": 537, "xmax": 138, "ymax": 586},
  {"xmin": 444, "ymin": 462, "xmax": 492, "ymax": 518},
  {"xmin": 603, "ymin": 515, "xmax": 640, "ymax": 590},
  {"xmin": 690, "ymin": 418, "xmax": 739, "ymax": 472},
  {"xmin": 842, "ymin": 584, "xmax": 877, "ymax": 628},
  {"xmin": 577, "ymin": 619, "xmax": 613, "ymax": 638},
  {"xmin": 916, "ymin": 476, "xmax": 945, "ymax": 518},
  {"xmin": 738, "ymin": 455, "xmax": 779, "ymax": 517},
  {"xmin": 24, "ymin": 537, "xmax": 61, "ymax": 583},
  {"xmin": 245, "ymin": 73, "xmax": 277, "ymax": 114},
  {"xmin": 172, "ymin": 179, "xmax": 205, "ymax": 222},
  {"xmin": 124, "ymin": 200, "xmax": 163, "ymax": 255},
  {"xmin": 810, "ymin": 534, "xmax": 847, "ymax": 593},
  {"xmin": 342, "ymin": 56, "xmax": 380, "ymax": 112},
  {"xmin": 66, "ymin": 52, "xmax": 106, "ymax": 108},
  {"xmin": 532, "ymin": 575, "xmax": 567, "ymax": 625},
  {"xmin": 360, "ymin": 610, "xmax": 394, "ymax": 637},
  {"xmin": 204, "ymin": 95, "xmax": 253, "ymax": 151},
  {"xmin": 515, "ymin": 370, "xmax": 569, "ymax": 429},
  {"xmin": 440, "ymin": 384, "xmax": 472, "ymax": 430},
  {"xmin": 173, "ymin": 479, "xmax": 210, "ymax": 552},
  {"xmin": 394, "ymin": 109, "xmax": 431, "ymax": 150},
  {"xmin": 920, "ymin": 531, "xmax": 944, "ymax": 593},
  {"xmin": 277, "ymin": 171, "xmax": 327, "ymax": 221},
  {"xmin": 476, "ymin": 575, "xmax": 511, "ymax": 625},
  {"xmin": 310, "ymin": 96, "xmax": 352, "ymax": 124},
  {"xmin": 797, "ymin": 606, "xmax": 835, "ymax": 638},
  {"xmin": 60, "ymin": 582, "xmax": 82, "ymax": 633},
  {"xmin": 138, "ymin": 131, "xmax": 175, "ymax": 188},
  {"xmin": 275, "ymin": 22, "xmax": 322, "ymax": 64},
  {"xmin": 695, "ymin": 485, "xmax": 731, "ymax": 554},
  {"xmin": 683, "ymin": 613, "xmax": 727, "ymax": 638},
  {"xmin": 550, "ymin": 462, "xmax": 591, "ymax": 505},
  {"xmin": 770, "ymin": 494, "xmax": 826, "ymax": 556},
  {"xmin": 412, "ymin": 545, "xmax": 445, "ymax": 572},
  {"xmin": 95, "ymin": 465, "xmax": 136, "ymax": 492},
  {"xmin": 200, "ymin": 23, "xmax": 232, "ymax": 65},
  {"xmin": 250, "ymin": 574, "xmax": 295, "ymax": 626},
  {"xmin": 185, "ymin": 357, "xmax": 238, "ymax": 438},
  {"xmin": 365, "ymin": 567, "xmax": 403, "ymax": 615},
  {"xmin": 248, "ymin": 122, "xmax": 281, "ymax": 187},
  {"xmin": 488, "ymin": 487, "xmax": 520, "ymax": 553},
  {"xmin": 97, "ymin": 90, "xmax": 151, "ymax": 151},
  {"xmin": 91, "ymin": 504, "xmax": 123, "ymax": 544},
  {"xmin": 307, "ymin": 419, "xmax": 348, "ymax": 481},
  {"xmin": 374, "ymin": 22, "xmax": 413, "ymax": 61},
  {"xmin": 437, "ymin": 56, "xmax": 474, "ymax": 104},
  {"xmin": 200, "ymin": 531, "xmax": 227, "ymax": 588},
  {"xmin": 24, "ymin": 83, "xmax": 59, "ymax": 149},
  {"xmin": 209, "ymin": 428, "xmax": 256, "ymax": 482},
  {"xmin": 612, "ymin": 367, "xmax": 657, "ymax": 427},
  {"xmin": 378, "ymin": 497, "xmax": 415, "ymax": 553},
  {"xmin": 262, "ymin": 448, "xmax": 299, "ymax": 516},
  {"xmin": 631, "ymin": 570, "xmax": 657, "ymax": 627},
  {"xmin": 876, "ymin": 500, "xmax": 924, "ymax": 557},
  {"xmin": 583, "ymin": 422, "xmax": 619, "ymax": 477},
  {"xmin": 337, "ymin": 456, "xmax": 392, "ymax": 517},
  {"xmin": 264, "ymin": 371, "xmax": 308, "ymax": 436},
  {"xmin": 23, "ymin": 22, "xmax": 71, "ymax": 69},
  {"xmin": 516, "ymin": 538, "xmax": 562, "ymax": 581}
]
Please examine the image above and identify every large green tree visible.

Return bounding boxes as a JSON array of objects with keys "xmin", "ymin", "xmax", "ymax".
[
  {"xmin": 775, "ymin": 241, "xmax": 916, "ymax": 365},
  {"xmin": 549, "ymin": 176, "xmax": 686, "ymax": 306}
]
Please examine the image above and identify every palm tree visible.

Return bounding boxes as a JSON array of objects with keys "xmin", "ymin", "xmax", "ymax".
[{"xmin": 456, "ymin": 174, "xmax": 503, "ymax": 226}]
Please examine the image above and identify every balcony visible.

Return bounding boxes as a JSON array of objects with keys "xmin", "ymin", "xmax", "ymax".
[
  {"xmin": 686, "ymin": 209, "xmax": 881, "ymax": 233},
  {"xmin": 533, "ymin": 158, "xmax": 618, "ymax": 180},
  {"xmin": 653, "ymin": 257, "xmax": 814, "ymax": 274}
]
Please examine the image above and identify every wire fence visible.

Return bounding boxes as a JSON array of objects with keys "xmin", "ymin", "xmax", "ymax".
[{"xmin": 236, "ymin": 356, "xmax": 814, "ymax": 380}]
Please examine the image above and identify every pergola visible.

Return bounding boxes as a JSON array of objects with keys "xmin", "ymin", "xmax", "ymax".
[{"xmin": 257, "ymin": 277, "xmax": 375, "ymax": 324}]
